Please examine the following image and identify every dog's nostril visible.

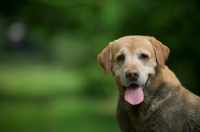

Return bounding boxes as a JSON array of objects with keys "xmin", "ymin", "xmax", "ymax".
[
  {"xmin": 126, "ymin": 73, "xmax": 131, "ymax": 77},
  {"xmin": 134, "ymin": 72, "xmax": 139, "ymax": 77},
  {"xmin": 125, "ymin": 69, "xmax": 139, "ymax": 80}
]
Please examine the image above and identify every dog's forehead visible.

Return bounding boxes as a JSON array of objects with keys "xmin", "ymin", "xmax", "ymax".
[{"xmin": 112, "ymin": 36, "xmax": 154, "ymax": 55}]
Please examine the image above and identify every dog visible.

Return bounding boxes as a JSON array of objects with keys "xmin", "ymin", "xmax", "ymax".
[{"xmin": 97, "ymin": 36, "xmax": 200, "ymax": 132}]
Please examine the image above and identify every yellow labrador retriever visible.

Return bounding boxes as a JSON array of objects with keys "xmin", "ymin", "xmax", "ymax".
[{"xmin": 97, "ymin": 36, "xmax": 200, "ymax": 132}]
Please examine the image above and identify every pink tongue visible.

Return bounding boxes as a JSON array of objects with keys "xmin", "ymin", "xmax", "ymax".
[{"xmin": 124, "ymin": 85, "xmax": 144, "ymax": 105}]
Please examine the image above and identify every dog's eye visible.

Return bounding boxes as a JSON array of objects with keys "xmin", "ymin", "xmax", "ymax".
[
  {"xmin": 117, "ymin": 54, "xmax": 125, "ymax": 62},
  {"xmin": 140, "ymin": 54, "xmax": 149, "ymax": 60}
]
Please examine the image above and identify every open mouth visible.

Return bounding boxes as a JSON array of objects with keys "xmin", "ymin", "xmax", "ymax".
[
  {"xmin": 122, "ymin": 77, "xmax": 150, "ymax": 105},
  {"xmin": 123, "ymin": 83, "xmax": 146, "ymax": 91}
]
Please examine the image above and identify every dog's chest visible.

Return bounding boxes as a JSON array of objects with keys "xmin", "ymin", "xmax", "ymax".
[
  {"xmin": 118, "ymin": 100, "xmax": 152, "ymax": 131},
  {"xmin": 130, "ymin": 120, "xmax": 150, "ymax": 132}
]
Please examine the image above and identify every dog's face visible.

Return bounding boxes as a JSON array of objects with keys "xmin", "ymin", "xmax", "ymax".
[
  {"xmin": 98, "ymin": 36, "xmax": 169, "ymax": 105},
  {"xmin": 111, "ymin": 36, "xmax": 157, "ymax": 88}
]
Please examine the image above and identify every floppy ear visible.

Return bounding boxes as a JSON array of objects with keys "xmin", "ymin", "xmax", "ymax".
[
  {"xmin": 149, "ymin": 37, "xmax": 170, "ymax": 69},
  {"xmin": 97, "ymin": 42, "xmax": 113, "ymax": 75}
]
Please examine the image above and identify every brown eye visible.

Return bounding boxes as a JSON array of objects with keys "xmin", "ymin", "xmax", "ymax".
[
  {"xmin": 140, "ymin": 54, "xmax": 149, "ymax": 60},
  {"xmin": 117, "ymin": 54, "xmax": 125, "ymax": 62}
]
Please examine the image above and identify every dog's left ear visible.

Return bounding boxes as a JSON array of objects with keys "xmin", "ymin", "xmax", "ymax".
[
  {"xmin": 149, "ymin": 37, "xmax": 170, "ymax": 69},
  {"xmin": 97, "ymin": 42, "xmax": 113, "ymax": 75}
]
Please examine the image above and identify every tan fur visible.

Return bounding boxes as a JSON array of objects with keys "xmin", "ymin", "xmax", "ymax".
[{"xmin": 97, "ymin": 36, "xmax": 200, "ymax": 132}]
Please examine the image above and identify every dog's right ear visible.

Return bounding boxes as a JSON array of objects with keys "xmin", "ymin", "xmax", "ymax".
[{"xmin": 97, "ymin": 42, "xmax": 113, "ymax": 75}]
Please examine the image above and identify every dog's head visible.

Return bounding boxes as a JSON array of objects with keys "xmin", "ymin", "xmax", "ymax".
[{"xmin": 97, "ymin": 36, "xmax": 170, "ymax": 105}]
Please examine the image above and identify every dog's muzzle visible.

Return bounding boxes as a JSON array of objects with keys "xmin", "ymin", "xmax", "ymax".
[{"xmin": 123, "ymin": 75, "xmax": 150, "ymax": 91}]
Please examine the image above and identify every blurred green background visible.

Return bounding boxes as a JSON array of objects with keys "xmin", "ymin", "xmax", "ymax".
[{"xmin": 0, "ymin": 0, "xmax": 200, "ymax": 132}]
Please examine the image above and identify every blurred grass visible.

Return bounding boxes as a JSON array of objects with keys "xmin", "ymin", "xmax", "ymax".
[
  {"xmin": 0, "ymin": 97, "xmax": 119, "ymax": 132},
  {"xmin": 0, "ymin": 63, "xmax": 85, "ymax": 96},
  {"xmin": 0, "ymin": 62, "xmax": 119, "ymax": 132}
]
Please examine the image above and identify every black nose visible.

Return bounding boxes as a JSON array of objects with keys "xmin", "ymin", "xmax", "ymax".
[{"xmin": 125, "ymin": 69, "xmax": 139, "ymax": 81}]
